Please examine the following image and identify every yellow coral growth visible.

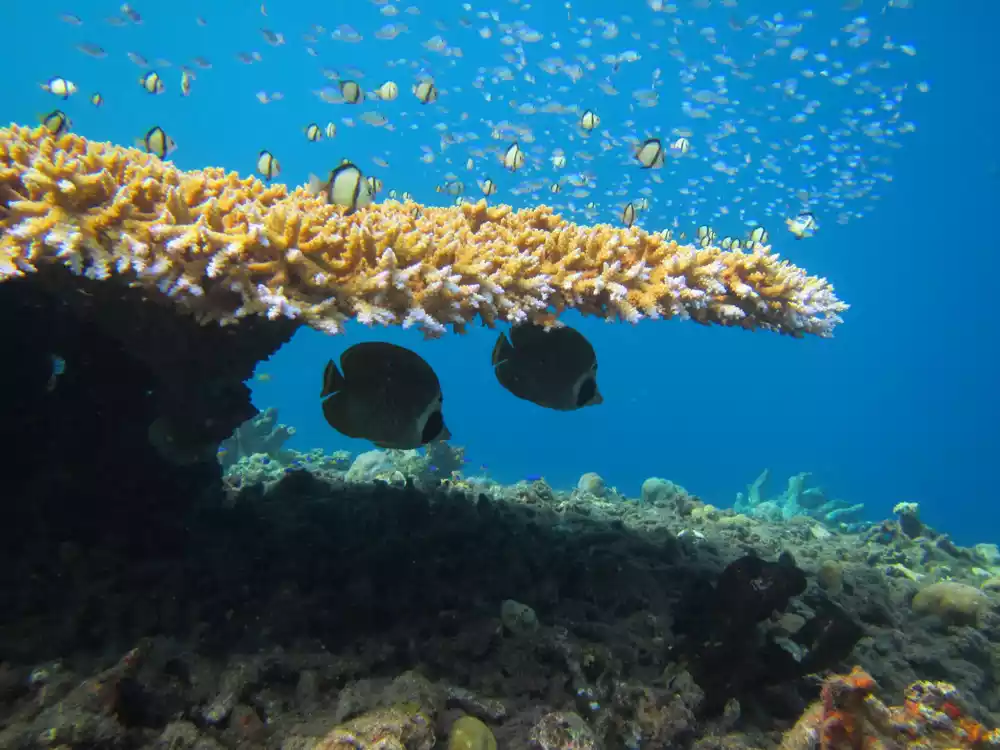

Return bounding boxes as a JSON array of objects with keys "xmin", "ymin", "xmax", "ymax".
[{"xmin": 0, "ymin": 125, "xmax": 848, "ymax": 337}]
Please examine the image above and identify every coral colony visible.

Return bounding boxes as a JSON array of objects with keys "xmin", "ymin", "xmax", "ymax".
[{"xmin": 1, "ymin": 127, "xmax": 846, "ymax": 339}]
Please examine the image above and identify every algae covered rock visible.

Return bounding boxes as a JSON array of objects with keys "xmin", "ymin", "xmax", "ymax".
[
  {"xmin": 641, "ymin": 477, "xmax": 676, "ymax": 505},
  {"xmin": 976, "ymin": 543, "xmax": 1000, "ymax": 566},
  {"xmin": 576, "ymin": 472, "xmax": 606, "ymax": 497},
  {"xmin": 817, "ymin": 560, "xmax": 844, "ymax": 593},
  {"xmin": 912, "ymin": 581, "xmax": 992, "ymax": 626},
  {"xmin": 893, "ymin": 501, "xmax": 923, "ymax": 538},
  {"xmin": 530, "ymin": 711, "xmax": 599, "ymax": 750},
  {"xmin": 500, "ymin": 599, "xmax": 539, "ymax": 636},
  {"xmin": 314, "ymin": 704, "xmax": 434, "ymax": 750},
  {"xmin": 346, "ymin": 450, "xmax": 393, "ymax": 483},
  {"xmin": 448, "ymin": 715, "xmax": 497, "ymax": 750}
]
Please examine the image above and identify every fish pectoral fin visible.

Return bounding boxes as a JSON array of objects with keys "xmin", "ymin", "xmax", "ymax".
[
  {"xmin": 491, "ymin": 331, "xmax": 514, "ymax": 366},
  {"xmin": 320, "ymin": 359, "xmax": 346, "ymax": 398}
]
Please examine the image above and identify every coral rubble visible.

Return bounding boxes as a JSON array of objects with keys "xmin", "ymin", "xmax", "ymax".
[
  {"xmin": 2, "ymin": 451, "xmax": 1000, "ymax": 750},
  {"xmin": 1, "ymin": 125, "xmax": 847, "ymax": 338}
]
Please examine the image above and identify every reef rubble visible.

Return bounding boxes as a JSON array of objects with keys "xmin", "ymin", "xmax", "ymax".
[{"xmin": 2, "ymin": 438, "xmax": 1000, "ymax": 750}]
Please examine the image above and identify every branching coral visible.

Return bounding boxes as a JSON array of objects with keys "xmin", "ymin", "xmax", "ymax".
[
  {"xmin": 0, "ymin": 125, "xmax": 848, "ymax": 337},
  {"xmin": 218, "ymin": 406, "xmax": 296, "ymax": 469},
  {"xmin": 781, "ymin": 667, "xmax": 1000, "ymax": 750},
  {"xmin": 735, "ymin": 470, "xmax": 866, "ymax": 528}
]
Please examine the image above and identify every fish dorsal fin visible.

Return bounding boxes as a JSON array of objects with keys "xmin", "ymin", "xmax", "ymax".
[
  {"xmin": 306, "ymin": 173, "xmax": 327, "ymax": 198},
  {"xmin": 320, "ymin": 359, "xmax": 346, "ymax": 398},
  {"xmin": 508, "ymin": 321, "xmax": 554, "ymax": 349},
  {"xmin": 491, "ymin": 332, "xmax": 514, "ymax": 367}
]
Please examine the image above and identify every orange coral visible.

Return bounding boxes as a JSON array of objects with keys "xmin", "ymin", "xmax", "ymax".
[
  {"xmin": 0, "ymin": 125, "xmax": 848, "ymax": 337},
  {"xmin": 782, "ymin": 668, "xmax": 1000, "ymax": 750}
]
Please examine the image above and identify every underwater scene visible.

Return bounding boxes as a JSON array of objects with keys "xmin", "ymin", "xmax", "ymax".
[{"xmin": 1, "ymin": 0, "xmax": 999, "ymax": 749}]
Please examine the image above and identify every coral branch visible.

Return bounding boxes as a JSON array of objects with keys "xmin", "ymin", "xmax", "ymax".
[{"xmin": 0, "ymin": 125, "xmax": 848, "ymax": 337}]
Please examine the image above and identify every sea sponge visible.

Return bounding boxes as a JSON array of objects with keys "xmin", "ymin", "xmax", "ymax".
[
  {"xmin": 893, "ymin": 501, "xmax": 923, "ymax": 538},
  {"xmin": 911, "ymin": 581, "xmax": 993, "ymax": 626},
  {"xmin": 448, "ymin": 716, "xmax": 497, "ymax": 750},
  {"xmin": 0, "ymin": 125, "xmax": 848, "ymax": 338},
  {"xmin": 817, "ymin": 560, "xmax": 844, "ymax": 594}
]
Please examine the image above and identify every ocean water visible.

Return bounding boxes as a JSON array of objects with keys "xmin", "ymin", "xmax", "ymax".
[{"xmin": 3, "ymin": 0, "xmax": 997, "ymax": 543}]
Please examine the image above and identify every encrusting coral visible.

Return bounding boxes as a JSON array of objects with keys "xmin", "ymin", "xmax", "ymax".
[
  {"xmin": 781, "ymin": 667, "xmax": 1000, "ymax": 750},
  {"xmin": 0, "ymin": 125, "xmax": 847, "ymax": 337}
]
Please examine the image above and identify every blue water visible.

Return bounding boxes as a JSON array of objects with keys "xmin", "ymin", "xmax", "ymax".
[{"xmin": 3, "ymin": 1, "xmax": 997, "ymax": 542}]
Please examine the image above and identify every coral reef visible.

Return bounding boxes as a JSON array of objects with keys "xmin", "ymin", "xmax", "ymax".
[
  {"xmin": 781, "ymin": 667, "xmax": 1000, "ymax": 750},
  {"xmin": 5, "ymin": 444, "xmax": 1000, "ymax": 750},
  {"xmin": 218, "ymin": 406, "xmax": 296, "ymax": 470},
  {"xmin": 736, "ymin": 470, "xmax": 866, "ymax": 529},
  {"xmin": 1, "ymin": 125, "xmax": 847, "ymax": 338}
]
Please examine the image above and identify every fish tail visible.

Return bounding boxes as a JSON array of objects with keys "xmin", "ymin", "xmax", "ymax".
[
  {"xmin": 320, "ymin": 359, "xmax": 346, "ymax": 397},
  {"xmin": 306, "ymin": 173, "xmax": 325, "ymax": 197},
  {"xmin": 491, "ymin": 332, "xmax": 513, "ymax": 366}
]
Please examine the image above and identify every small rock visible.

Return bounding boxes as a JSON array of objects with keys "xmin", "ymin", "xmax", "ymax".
[
  {"xmin": 576, "ymin": 472, "xmax": 606, "ymax": 497},
  {"xmin": 346, "ymin": 450, "xmax": 392, "ymax": 483},
  {"xmin": 296, "ymin": 670, "xmax": 320, "ymax": 712},
  {"xmin": 776, "ymin": 613, "xmax": 807, "ymax": 634},
  {"xmin": 811, "ymin": 525, "xmax": 832, "ymax": 540},
  {"xmin": 817, "ymin": 560, "xmax": 844, "ymax": 594},
  {"xmin": 157, "ymin": 721, "xmax": 201, "ymax": 750},
  {"xmin": 315, "ymin": 705, "xmax": 434, "ymax": 750},
  {"xmin": 640, "ymin": 477, "xmax": 676, "ymax": 505},
  {"xmin": 500, "ymin": 599, "xmax": 539, "ymax": 636},
  {"xmin": 976, "ymin": 544, "xmax": 1000, "ymax": 566},
  {"xmin": 893, "ymin": 501, "xmax": 923, "ymax": 538},
  {"xmin": 530, "ymin": 712, "xmax": 599, "ymax": 750}
]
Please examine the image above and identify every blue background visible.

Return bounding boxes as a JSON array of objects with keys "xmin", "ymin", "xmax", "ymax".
[{"xmin": 2, "ymin": 1, "xmax": 997, "ymax": 542}]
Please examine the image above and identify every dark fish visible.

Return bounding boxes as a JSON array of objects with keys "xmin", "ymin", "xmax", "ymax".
[
  {"xmin": 491, "ymin": 323, "xmax": 603, "ymax": 411},
  {"xmin": 320, "ymin": 342, "xmax": 450, "ymax": 449},
  {"xmin": 307, "ymin": 161, "xmax": 373, "ymax": 213}
]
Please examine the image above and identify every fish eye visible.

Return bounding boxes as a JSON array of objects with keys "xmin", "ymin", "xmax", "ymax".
[
  {"xmin": 422, "ymin": 410, "xmax": 445, "ymax": 443},
  {"xmin": 577, "ymin": 377, "xmax": 596, "ymax": 407}
]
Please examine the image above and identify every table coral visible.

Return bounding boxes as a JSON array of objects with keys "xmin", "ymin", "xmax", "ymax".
[{"xmin": 0, "ymin": 125, "xmax": 848, "ymax": 338}]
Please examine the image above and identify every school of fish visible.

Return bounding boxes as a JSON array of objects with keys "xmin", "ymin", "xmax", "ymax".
[
  {"xmin": 31, "ymin": 0, "xmax": 923, "ymax": 450},
  {"xmin": 40, "ymin": 0, "xmax": 922, "ymax": 244}
]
